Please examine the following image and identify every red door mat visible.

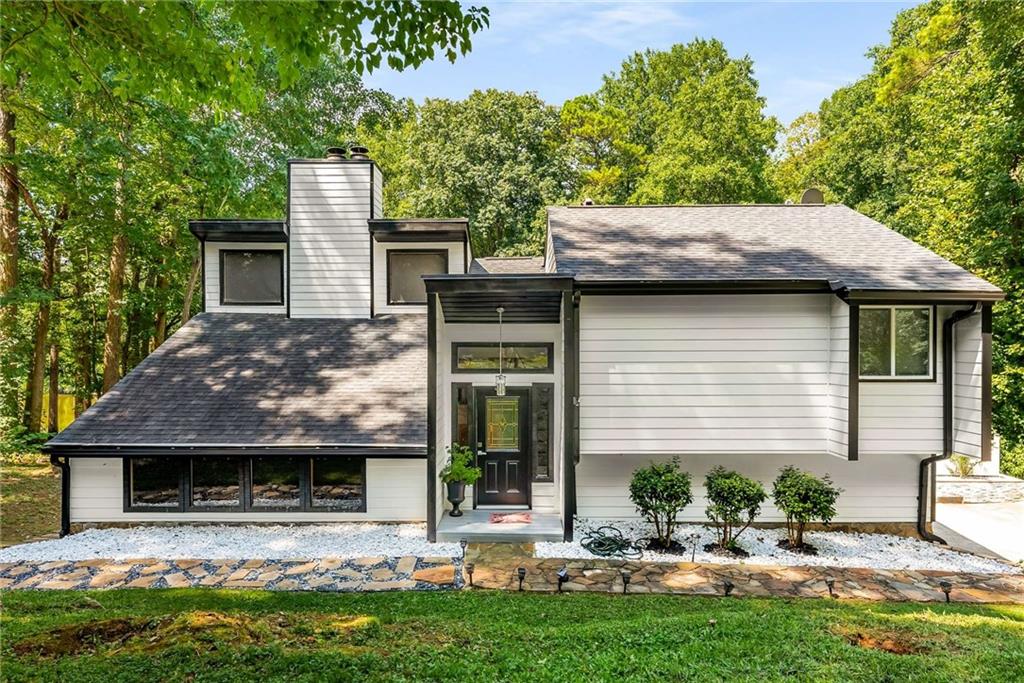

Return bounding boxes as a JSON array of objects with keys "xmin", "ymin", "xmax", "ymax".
[{"xmin": 489, "ymin": 512, "xmax": 532, "ymax": 524}]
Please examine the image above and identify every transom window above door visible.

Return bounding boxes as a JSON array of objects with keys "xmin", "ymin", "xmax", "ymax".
[
  {"xmin": 387, "ymin": 250, "xmax": 448, "ymax": 305},
  {"xmin": 858, "ymin": 305, "xmax": 934, "ymax": 380},
  {"xmin": 453, "ymin": 342, "xmax": 553, "ymax": 373}
]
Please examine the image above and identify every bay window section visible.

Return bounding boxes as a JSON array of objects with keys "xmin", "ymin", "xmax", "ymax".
[
  {"xmin": 126, "ymin": 458, "xmax": 181, "ymax": 510},
  {"xmin": 190, "ymin": 456, "xmax": 243, "ymax": 509},
  {"xmin": 311, "ymin": 457, "xmax": 366, "ymax": 511},
  {"xmin": 859, "ymin": 305, "xmax": 934, "ymax": 380},
  {"xmin": 250, "ymin": 456, "xmax": 303, "ymax": 509}
]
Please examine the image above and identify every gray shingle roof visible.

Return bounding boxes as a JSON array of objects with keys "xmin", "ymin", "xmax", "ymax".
[
  {"xmin": 48, "ymin": 313, "xmax": 426, "ymax": 448},
  {"xmin": 469, "ymin": 257, "xmax": 546, "ymax": 274},
  {"xmin": 547, "ymin": 204, "xmax": 1001, "ymax": 293}
]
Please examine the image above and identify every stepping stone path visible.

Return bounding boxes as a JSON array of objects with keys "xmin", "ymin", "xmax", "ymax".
[{"xmin": 0, "ymin": 556, "xmax": 459, "ymax": 592}]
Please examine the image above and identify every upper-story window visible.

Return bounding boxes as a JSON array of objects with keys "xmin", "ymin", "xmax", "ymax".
[
  {"xmin": 220, "ymin": 249, "xmax": 284, "ymax": 306},
  {"xmin": 387, "ymin": 249, "xmax": 448, "ymax": 305},
  {"xmin": 859, "ymin": 305, "xmax": 933, "ymax": 380}
]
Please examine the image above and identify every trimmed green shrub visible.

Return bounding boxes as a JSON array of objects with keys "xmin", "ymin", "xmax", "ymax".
[
  {"xmin": 704, "ymin": 466, "xmax": 766, "ymax": 551},
  {"xmin": 629, "ymin": 457, "xmax": 693, "ymax": 549},
  {"xmin": 440, "ymin": 444, "xmax": 482, "ymax": 485},
  {"xmin": 771, "ymin": 466, "xmax": 842, "ymax": 549}
]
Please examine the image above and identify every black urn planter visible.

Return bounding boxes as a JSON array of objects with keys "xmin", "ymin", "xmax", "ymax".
[{"xmin": 446, "ymin": 481, "xmax": 467, "ymax": 517}]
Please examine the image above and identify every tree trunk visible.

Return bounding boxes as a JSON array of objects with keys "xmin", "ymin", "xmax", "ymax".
[
  {"xmin": 181, "ymin": 246, "xmax": 201, "ymax": 324},
  {"xmin": 48, "ymin": 342, "xmax": 59, "ymax": 432},
  {"xmin": 101, "ymin": 230, "xmax": 127, "ymax": 394},
  {"xmin": 153, "ymin": 259, "xmax": 169, "ymax": 348},
  {"xmin": 121, "ymin": 261, "xmax": 141, "ymax": 377},
  {"xmin": 24, "ymin": 204, "xmax": 65, "ymax": 431},
  {"xmin": 0, "ymin": 89, "xmax": 19, "ymax": 418}
]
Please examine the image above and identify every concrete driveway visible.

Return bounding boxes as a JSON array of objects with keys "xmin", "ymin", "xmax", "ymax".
[{"xmin": 937, "ymin": 502, "xmax": 1024, "ymax": 564}]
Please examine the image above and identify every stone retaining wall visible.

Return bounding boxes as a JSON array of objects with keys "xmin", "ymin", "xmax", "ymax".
[{"xmin": 937, "ymin": 476, "xmax": 1024, "ymax": 504}]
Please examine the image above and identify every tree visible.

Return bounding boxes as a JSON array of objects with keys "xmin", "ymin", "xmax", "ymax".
[
  {"xmin": 628, "ymin": 457, "xmax": 693, "ymax": 550},
  {"xmin": 704, "ymin": 466, "xmax": 766, "ymax": 551},
  {"xmin": 771, "ymin": 466, "xmax": 841, "ymax": 550}
]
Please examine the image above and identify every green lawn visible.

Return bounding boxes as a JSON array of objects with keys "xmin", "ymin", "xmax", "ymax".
[
  {"xmin": 1, "ymin": 590, "xmax": 1021, "ymax": 682},
  {"xmin": 0, "ymin": 455, "xmax": 60, "ymax": 547}
]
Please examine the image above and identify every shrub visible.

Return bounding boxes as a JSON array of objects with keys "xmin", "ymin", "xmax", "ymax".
[
  {"xmin": 440, "ymin": 444, "xmax": 482, "ymax": 485},
  {"xmin": 629, "ymin": 457, "xmax": 693, "ymax": 549},
  {"xmin": 771, "ymin": 466, "xmax": 842, "ymax": 549},
  {"xmin": 1000, "ymin": 442, "xmax": 1024, "ymax": 480},
  {"xmin": 704, "ymin": 466, "xmax": 766, "ymax": 550},
  {"xmin": 948, "ymin": 454, "xmax": 978, "ymax": 479}
]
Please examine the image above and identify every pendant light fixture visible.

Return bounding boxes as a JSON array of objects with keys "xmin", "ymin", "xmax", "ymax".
[{"xmin": 495, "ymin": 306, "xmax": 507, "ymax": 396}]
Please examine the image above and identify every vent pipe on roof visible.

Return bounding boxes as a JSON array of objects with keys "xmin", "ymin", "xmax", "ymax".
[
  {"xmin": 325, "ymin": 146, "xmax": 348, "ymax": 161},
  {"xmin": 800, "ymin": 188, "xmax": 824, "ymax": 204},
  {"xmin": 348, "ymin": 144, "xmax": 370, "ymax": 160},
  {"xmin": 581, "ymin": 197, "xmax": 594, "ymax": 206}
]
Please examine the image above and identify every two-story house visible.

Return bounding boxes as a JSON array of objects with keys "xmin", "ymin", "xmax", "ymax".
[{"xmin": 44, "ymin": 146, "xmax": 1003, "ymax": 544}]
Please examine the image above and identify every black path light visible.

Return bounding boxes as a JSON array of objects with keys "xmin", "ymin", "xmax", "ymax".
[
  {"xmin": 460, "ymin": 538, "xmax": 468, "ymax": 558},
  {"xmin": 825, "ymin": 576, "xmax": 836, "ymax": 598},
  {"xmin": 723, "ymin": 579, "xmax": 735, "ymax": 597},
  {"xmin": 465, "ymin": 562, "xmax": 475, "ymax": 587},
  {"xmin": 556, "ymin": 566, "xmax": 570, "ymax": 592},
  {"xmin": 939, "ymin": 580, "xmax": 953, "ymax": 603},
  {"xmin": 690, "ymin": 533, "xmax": 699, "ymax": 563},
  {"xmin": 621, "ymin": 570, "xmax": 632, "ymax": 594},
  {"xmin": 517, "ymin": 566, "xmax": 527, "ymax": 592}
]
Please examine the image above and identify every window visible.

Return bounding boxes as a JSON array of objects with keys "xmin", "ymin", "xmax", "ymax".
[
  {"xmin": 220, "ymin": 250, "xmax": 284, "ymax": 305},
  {"xmin": 531, "ymin": 383, "xmax": 554, "ymax": 482},
  {"xmin": 859, "ymin": 306, "xmax": 934, "ymax": 379},
  {"xmin": 387, "ymin": 250, "xmax": 447, "ymax": 305},
  {"xmin": 190, "ymin": 456, "xmax": 243, "ymax": 508},
  {"xmin": 250, "ymin": 456, "xmax": 302, "ymax": 509},
  {"xmin": 310, "ymin": 457, "xmax": 366, "ymax": 511},
  {"xmin": 126, "ymin": 458, "xmax": 181, "ymax": 510},
  {"xmin": 485, "ymin": 397, "xmax": 521, "ymax": 450},
  {"xmin": 453, "ymin": 343, "xmax": 554, "ymax": 373}
]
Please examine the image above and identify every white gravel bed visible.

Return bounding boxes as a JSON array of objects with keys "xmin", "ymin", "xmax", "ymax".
[
  {"xmin": 536, "ymin": 519, "xmax": 1021, "ymax": 575},
  {"xmin": 0, "ymin": 524, "xmax": 461, "ymax": 562}
]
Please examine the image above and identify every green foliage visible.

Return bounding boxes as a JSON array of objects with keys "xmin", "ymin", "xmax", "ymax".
[
  {"xmin": 704, "ymin": 466, "xmax": 766, "ymax": 551},
  {"xmin": 1000, "ymin": 442, "xmax": 1024, "ymax": 480},
  {"xmin": 771, "ymin": 466, "xmax": 842, "ymax": 549},
  {"xmin": 628, "ymin": 457, "xmax": 693, "ymax": 549},
  {"xmin": 948, "ymin": 454, "xmax": 979, "ymax": 479},
  {"xmin": 440, "ymin": 443, "xmax": 481, "ymax": 485}
]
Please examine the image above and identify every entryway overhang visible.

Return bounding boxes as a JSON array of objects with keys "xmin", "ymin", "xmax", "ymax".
[{"xmin": 424, "ymin": 274, "xmax": 574, "ymax": 324}]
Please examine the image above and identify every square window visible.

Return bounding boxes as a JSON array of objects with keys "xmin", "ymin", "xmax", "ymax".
[
  {"xmin": 250, "ymin": 456, "xmax": 302, "ymax": 509},
  {"xmin": 310, "ymin": 457, "xmax": 366, "ymax": 511},
  {"xmin": 128, "ymin": 458, "xmax": 180, "ymax": 509},
  {"xmin": 859, "ymin": 306, "xmax": 933, "ymax": 379},
  {"xmin": 190, "ymin": 456, "xmax": 242, "ymax": 508},
  {"xmin": 387, "ymin": 251, "xmax": 447, "ymax": 305},
  {"xmin": 220, "ymin": 250, "xmax": 284, "ymax": 305}
]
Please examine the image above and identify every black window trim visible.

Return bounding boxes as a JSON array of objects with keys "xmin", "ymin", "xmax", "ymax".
[
  {"xmin": 858, "ymin": 304, "xmax": 937, "ymax": 382},
  {"xmin": 123, "ymin": 456, "xmax": 368, "ymax": 513},
  {"xmin": 451, "ymin": 341, "xmax": 555, "ymax": 374},
  {"xmin": 386, "ymin": 248, "xmax": 449, "ymax": 306},
  {"xmin": 218, "ymin": 248, "xmax": 286, "ymax": 307}
]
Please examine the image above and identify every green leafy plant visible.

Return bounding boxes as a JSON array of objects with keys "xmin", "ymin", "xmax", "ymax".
[
  {"xmin": 948, "ymin": 454, "xmax": 979, "ymax": 479},
  {"xmin": 629, "ymin": 457, "xmax": 693, "ymax": 549},
  {"xmin": 704, "ymin": 466, "xmax": 766, "ymax": 551},
  {"xmin": 440, "ymin": 444, "xmax": 482, "ymax": 485},
  {"xmin": 771, "ymin": 466, "xmax": 842, "ymax": 550},
  {"xmin": 1001, "ymin": 442, "xmax": 1024, "ymax": 480}
]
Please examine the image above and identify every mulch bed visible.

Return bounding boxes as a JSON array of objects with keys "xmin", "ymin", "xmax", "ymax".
[
  {"xmin": 703, "ymin": 543, "xmax": 751, "ymax": 559},
  {"xmin": 777, "ymin": 539, "xmax": 820, "ymax": 556},
  {"xmin": 640, "ymin": 538, "xmax": 688, "ymax": 554}
]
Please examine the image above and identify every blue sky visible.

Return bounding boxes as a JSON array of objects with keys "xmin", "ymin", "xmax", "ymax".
[{"xmin": 365, "ymin": 1, "xmax": 917, "ymax": 125}]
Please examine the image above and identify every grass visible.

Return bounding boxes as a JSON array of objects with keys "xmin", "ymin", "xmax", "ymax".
[
  {"xmin": 1, "ymin": 590, "xmax": 1022, "ymax": 682},
  {"xmin": 0, "ymin": 454, "xmax": 59, "ymax": 547}
]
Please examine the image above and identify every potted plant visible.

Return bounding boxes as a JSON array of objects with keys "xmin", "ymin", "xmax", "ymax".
[{"xmin": 440, "ymin": 444, "xmax": 482, "ymax": 517}]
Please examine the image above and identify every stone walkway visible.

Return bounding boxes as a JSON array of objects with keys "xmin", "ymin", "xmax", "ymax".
[
  {"xmin": 0, "ymin": 556, "xmax": 458, "ymax": 592},
  {"xmin": 464, "ymin": 544, "xmax": 1024, "ymax": 604}
]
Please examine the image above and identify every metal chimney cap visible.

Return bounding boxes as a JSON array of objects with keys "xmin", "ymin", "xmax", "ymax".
[
  {"xmin": 348, "ymin": 144, "xmax": 370, "ymax": 159},
  {"xmin": 581, "ymin": 197, "xmax": 595, "ymax": 206},
  {"xmin": 325, "ymin": 147, "xmax": 348, "ymax": 161},
  {"xmin": 800, "ymin": 187, "xmax": 825, "ymax": 204}
]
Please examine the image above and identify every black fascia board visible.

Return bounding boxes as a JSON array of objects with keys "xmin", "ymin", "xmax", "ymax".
[
  {"xmin": 188, "ymin": 219, "xmax": 287, "ymax": 243},
  {"xmin": 574, "ymin": 279, "xmax": 833, "ymax": 295},
  {"xmin": 839, "ymin": 288, "xmax": 1005, "ymax": 304},
  {"xmin": 42, "ymin": 444, "xmax": 427, "ymax": 458},
  {"xmin": 424, "ymin": 274, "xmax": 574, "ymax": 294}
]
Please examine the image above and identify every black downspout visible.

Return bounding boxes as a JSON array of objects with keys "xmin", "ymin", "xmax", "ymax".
[
  {"xmin": 918, "ymin": 304, "xmax": 980, "ymax": 542},
  {"xmin": 49, "ymin": 454, "xmax": 70, "ymax": 537}
]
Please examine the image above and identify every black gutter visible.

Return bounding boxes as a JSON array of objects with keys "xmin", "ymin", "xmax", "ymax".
[
  {"xmin": 426, "ymin": 291, "xmax": 438, "ymax": 542},
  {"xmin": 41, "ymin": 444, "xmax": 427, "ymax": 458},
  {"xmin": 918, "ymin": 303, "xmax": 981, "ymax": 543},
  {"xmin": 49, "ymin": 455, "xmax": 70, "ymax": 537}
]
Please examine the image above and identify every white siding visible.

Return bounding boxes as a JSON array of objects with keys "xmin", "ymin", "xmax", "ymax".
[
  {"xmin": 827, "ymin": 297, "xmax": 849, "ymax": 456},
  {"xmin": 953, "ymin": 313, "xmax": 983, "ymax": 457},
  {"xmin": 204, "ymin": 242, "xmax": 287, "ymax": 315},
  {"xmin": 544, "ymin": 226, "xmax": 556, "ymax": 273},
  {"xmin": 373, "ymin": 240, "xmax": 465, "ymax": 315},
  {"xmin": 288, "ymin": 161, "xmax": 373, "ymax": 318},
  {"xmin": 372, "ymin": 163, "xmax": 383, "ymax": 219},
  {"xmin": 576, "ymin": 452, "xmax": 922, "ymax": 522},
  {"xmin": 579, "ymin": 294, "xmax": 831, "ymax": 454},
  {"xmin": 69, "ymin": 457, "xmax": 426, "ymax": 523}
]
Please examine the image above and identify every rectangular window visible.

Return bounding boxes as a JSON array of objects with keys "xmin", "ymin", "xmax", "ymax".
[
  {"xmin": 387, "ymin": 250, "xmax": 448, "ymax": 305},
  {"xmin": 453, "ymin": 343, "xmax": 554, "ymax": 373},
  {"xmin": 190, "ymin": 456, "xmax": 243, "ymax": 509},
  {"xmin": 310, "ymin": 457, "xmax": 367, "ymax": 511},
  {"xmin": 453, "ymin": 383, "xmax": 474, "ymax": 448},
  {"xmin": 531, "ymin": 383, "xmax": 554, "ymax": 482},
  {"xmin": 250, "ymin": 456, "xmax": 303, "ymax": 509},
  {"xmin": 859, "ymin": 306, "xmax": 934, "ymax": 379},
  {"xmin": 486, "ymin": 397, "xmax": 520, "ymax": 450},
  {"xmin": 126, "ymin": 458, "xmax": 181, "ymax": 510},
  {"xmin": 220, "ymin": 249, "xmax": 284, "ymax": 305}
]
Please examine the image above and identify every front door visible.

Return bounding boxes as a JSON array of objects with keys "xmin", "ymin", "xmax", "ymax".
[{"xmin": 475, "ymin": 388, "xmax": 530, "ymax": 507}]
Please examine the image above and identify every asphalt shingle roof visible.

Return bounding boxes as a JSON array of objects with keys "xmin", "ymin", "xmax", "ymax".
[
  {"xmin": 547, "ymin": 204, "xmax": 1001, "ymax": 293},
  {"xmin": 469, "ymin": 257, "xmax": 546, "ymax": 274},
  {"xmin": 48, "ymin": 313, "xmax": 426, "ymax": 448}
]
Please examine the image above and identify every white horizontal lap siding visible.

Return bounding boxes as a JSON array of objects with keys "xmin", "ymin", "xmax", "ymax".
[
  {"xmin": 204, "ymin": 242, "xmax": 287, "ymax": 315},
  {"xmin": 576, "ymin": 453, "xmax": 921, "ymax": 522},
  {"xmin": 858, "ymin": 307, "xmax": 946, "ymax": 455},
  {"xmin": 288, "ymin": 162, "xmax": 373, "ymax": 318},
  {"xmin": 827, "ymin": 298, "xmax": 849, "ymax": 456},
  {"xmin": 373, "ymin": 240, "xmax": 465, "ymax": 315},
  {"xmin": 579, "ymin": 294, "xmax": 831, "ymax": 454},
  {"xmin": 953, "ymin": 313, "xmax": 983, "ymax": 457},
  {"xmin": 68, "ymin": 457, "xmax": 426, "ymax": 522}
]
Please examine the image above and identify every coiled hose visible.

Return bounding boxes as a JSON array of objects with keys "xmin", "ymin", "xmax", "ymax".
[{"xmin": 580, "ymin": 525, "xmax": 643, "ymax": 559}]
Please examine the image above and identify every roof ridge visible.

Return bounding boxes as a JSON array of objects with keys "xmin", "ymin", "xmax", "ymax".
[{"xmin": 550, "ymin": 203, "xmax": 835, "ymax": 209}]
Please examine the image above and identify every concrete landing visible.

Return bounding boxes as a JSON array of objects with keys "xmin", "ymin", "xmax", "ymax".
[{"xmin": 436, "ymin": 510, "xmax": 563, "ymax": 543}]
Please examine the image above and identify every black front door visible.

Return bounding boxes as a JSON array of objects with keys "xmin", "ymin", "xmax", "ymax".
[{"xmin": 475, "ymin": 388, "xmax": 530, "ymax": 507}]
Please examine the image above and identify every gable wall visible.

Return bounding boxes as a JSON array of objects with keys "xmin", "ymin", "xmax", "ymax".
[{"xmin": 372, "ymin": 240, "xmax": 466, "ymax": 315}]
